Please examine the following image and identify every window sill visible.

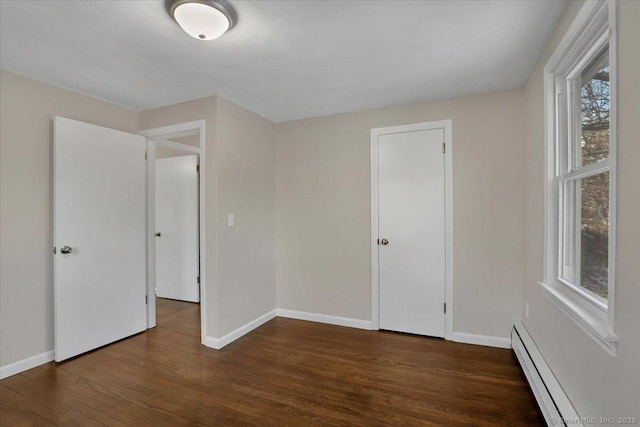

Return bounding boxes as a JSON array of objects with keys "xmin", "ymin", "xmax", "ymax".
[{"xmin": 538, "ymin": 281, "xmax": 617, "ymax": 356}]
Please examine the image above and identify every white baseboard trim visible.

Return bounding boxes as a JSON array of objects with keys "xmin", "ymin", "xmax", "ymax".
[
  {"xmin": 201, "ymin": 335, "xmax": 219, "ymax": 349},
  {"xmin": 450, "ymin": 332, "xmax": 512, "ymax": 349},
  {"xmin": 0, "ymin": 350, "xmax": 55, "ymax": 380},
  {"xmin": 512, "ymin": 321, "xmax": 581, "ymax": 426},
  {"xmin": 203, "ymin": 309, "xmax": 277, "ymax": 350},
  {"xmin": 276, "ymin": 309, "xmax": 372, "ymax": 330}
]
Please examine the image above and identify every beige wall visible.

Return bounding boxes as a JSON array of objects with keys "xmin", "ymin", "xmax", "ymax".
[
  {"xmin": 0, "ymin": 70, "xmax": 140, "ymax": 366},
  {"xmin": 141, "ymin": 96, "xmax": 277, "ymax": 338},
  {"xmin": 216, "ymin": 98, "xmax": 276, "ymax": 335},
  {"xmin": 522, "ymin": 0, "xmax": 640, "ymax": 417},
  {"xmin": 275, "ymin": 88, "xmax": 525, "ymax": 338}
]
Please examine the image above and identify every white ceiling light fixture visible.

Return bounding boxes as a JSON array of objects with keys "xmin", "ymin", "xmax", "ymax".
[{"xmin": 166, "ymin": 0, "xmax": 236, "ymax": 41}]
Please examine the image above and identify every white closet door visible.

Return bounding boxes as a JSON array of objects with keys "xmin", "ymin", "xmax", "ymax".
[
  {"xmin": 54, "ymin": 117, "xmax": 147, "ymax": 362},
  {"xmin": 377, "ymin": 128, "xmax": 446, "ymax": 337},
  {"xmin": 155, "ymin": 155, "xmax": 199, "ymax": 303}
]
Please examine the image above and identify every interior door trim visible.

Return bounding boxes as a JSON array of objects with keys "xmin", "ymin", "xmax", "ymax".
[{"xmin": 370, "ymin": 120, "xmax": 454, "ymax": 339}]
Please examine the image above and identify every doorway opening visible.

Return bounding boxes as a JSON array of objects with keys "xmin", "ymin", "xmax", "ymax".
[
  {"xmin": 139, "ymin": 121, "xmax": 207, "ymax": 340},
  {"xmin": 155, "ymin": 140, "xmax": 199, "ymax": 325}
]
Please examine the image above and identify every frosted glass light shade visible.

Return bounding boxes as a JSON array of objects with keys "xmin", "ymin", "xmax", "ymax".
[{"xmin": 169, "ymin": 0, "xmax": 235, "ymax": 41}]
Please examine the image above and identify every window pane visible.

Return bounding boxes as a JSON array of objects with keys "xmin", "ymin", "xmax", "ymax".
[
  {"xmin": 579, "ymin": 48, "xmax": 609, "ymax": 167},
  {"xmin": 580, "ymin": 172, "xmax": 609, "ymax": 300}
]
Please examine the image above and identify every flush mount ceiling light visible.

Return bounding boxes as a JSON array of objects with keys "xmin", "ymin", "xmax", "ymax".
[{"xmin": 166, "ymin": 0, "xmax": 236, "ymax": 41}]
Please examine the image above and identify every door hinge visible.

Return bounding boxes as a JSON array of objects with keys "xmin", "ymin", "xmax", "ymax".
[
  {"xmin": 145, "ymin": 295, "xmax": 148, "ymax": 304},
  {"xmin": 197, "ymin": 276, "xmax": 200, "ymax": 284},
  {"xmin": 145, "ymin": 150, "xmax": 148, "ymax": 160},
  {"xmin": 442, "ymin": 142, "xmax": 445, "ymax": 154},
  {"xmin": 444, "ymin": 303, "xmax": 446, "ymax": 313},
  {"xmin": 53, "ymin": 246, "xmax": 57, "ymax": 254},
  {"xmin": 196, "ymin": 164, "xmax": 200, "ymax": 173}
]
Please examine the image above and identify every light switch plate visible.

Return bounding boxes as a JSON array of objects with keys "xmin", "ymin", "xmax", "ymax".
[{"xmin": 228, "ymin": 213, "xmax": 235, "ymax": 227}]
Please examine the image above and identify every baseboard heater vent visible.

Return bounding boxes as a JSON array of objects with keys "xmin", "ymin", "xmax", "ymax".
[{"xmin": 512, "ymin": 322, "xmax": 581, "ymax": 427}]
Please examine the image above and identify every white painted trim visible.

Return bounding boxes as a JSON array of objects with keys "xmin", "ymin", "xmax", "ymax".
[
  {"xmin": 450, "ymin": 332, "xmax": 511, "ymax": 349},
  {"xmin": 202, "ymin": 308, "xmax": 506, "ymax": 350},
  {"xmin": 153, "ymin": 138, "xmax": 200, "ymax": 154},
  {"xmin": 544, "ymin": 1, "xmax": 608, "ymax": 75},
  {"xmin": 198, "ymin": 124, "xmax": 206, "ymax": 344},
  {"xmin": 139, "ymin": 120, "xmax": 207, "ymax": 345},
  {"xmin": 542, "ymin": 0, "xmax": 617, "ymax": 356},
  {"xmin": 276, "ymin": 309, "xmax": 373, "ymax": 330},
  {"xmin": 606, "ymin": 0, "xmax": 618, "ymax": 339},
  {"xmin": 201, "ymin": 307, "xmax": 505, "ymax": 350},
  {"xmin": 539, "ymin": 281, "xmax": 616, "ymax": 356},
  {"xmin": 0, "ymin": 350, "xmax": 55, "ymax": 380},
  {"xmin": 146, "ymin": 140, "xmax": 157, "ymax": 328},
  {"xmin": 512, "ymin": 322, "xmax": 582, "ymax": 426},
  {"xmin": 558, "ymin": 157, "xmax": 610, "ymax": 181},
  {"xmin": 370, "ymin": 120, "xmax": 454, "ymax": 339},
  {"xmin": 138, "ymin": 120, "xmax": 202, "ymax": 140},
  {"xmin": 203, "ymin": 310, "xmax": 277, "ymax": 350},
  {"xmin": 443, "ymin": 121, "xmax": 454, "ymax": 340},
  {"xmin": 202, "ymin": 335, "xmax": 219, "ymax": 350},
  {"xmin": 370, "ymin": 134, "xmax": 379, "ymax": 330}
]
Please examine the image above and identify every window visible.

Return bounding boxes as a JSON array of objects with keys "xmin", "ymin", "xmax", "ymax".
[
  {"xmin": 557, "ymin": 45, "xmax": 611, "ymax": 307},
  {"xmin": 542, "ymin": 0, "xmax": 616, "ymax": 355}
]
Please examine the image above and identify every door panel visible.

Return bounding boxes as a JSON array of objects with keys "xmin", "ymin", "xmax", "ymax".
[
  {"xmin": 155, "ymin": 155, "xmax": 199, "ymax": 303},
  {"xmin": 378, "ymin": 128, "xmax": 445, "ymax": 337},
  {"xmin": 54, "ymin": 117, "xmax": 147, "ymax": 362}
]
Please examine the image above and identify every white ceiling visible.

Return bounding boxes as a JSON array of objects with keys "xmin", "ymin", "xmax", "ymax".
[{"xmin": 0, "ymin": 0, "xmax": 567, "ymax": 123}]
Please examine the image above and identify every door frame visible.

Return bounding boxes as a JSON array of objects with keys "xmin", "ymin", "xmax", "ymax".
[
  {"xmin": 139, "ymin": 121, "xmax": 206, "ymax": 342},
  {"xmin": 370, "ymin": 120, "xmax": 453, "ymax": 339}
]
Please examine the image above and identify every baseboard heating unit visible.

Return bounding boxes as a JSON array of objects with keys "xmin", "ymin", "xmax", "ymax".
[{"xmin": 512, "ymin": 322, "xmax": 582, "ymax": 427}]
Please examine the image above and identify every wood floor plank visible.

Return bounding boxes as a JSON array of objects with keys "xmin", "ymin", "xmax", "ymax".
[
  {"xmin": 0, "ymin": 382, "xmax": 101, "ymax": 427},
  {"xmin": 0, "ymin": 298, "xmax": 542, "ymax": 426}
]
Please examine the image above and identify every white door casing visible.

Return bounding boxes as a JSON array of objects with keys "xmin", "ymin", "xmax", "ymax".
[
  {"xmin": 155, "ymin": 155, "xmax": 200, "ymax": 303},
  {"xmin": 53, "ymin": 117, "xmax": 147, "ymax": 362},
  {"xmin": 371, "ymin": 120, "xmax": 453, "ymax": 338}
]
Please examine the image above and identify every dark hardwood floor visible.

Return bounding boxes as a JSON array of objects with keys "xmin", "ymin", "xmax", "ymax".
[{"xmin": 1, "ymin": 299, "xmax": 542, "ymax": 426}]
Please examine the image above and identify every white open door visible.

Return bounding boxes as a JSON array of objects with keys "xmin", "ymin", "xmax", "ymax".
[
  {"xmin": 155, "ymin": 155, "xmax": 200, "ymax": 303},
  {"xmin": 377, "ymin": 127, "xmax": 446, "ymax": 337},
  {"xmin": 54, "ymin": 117, "xmax": 147, "ymax": 362}
]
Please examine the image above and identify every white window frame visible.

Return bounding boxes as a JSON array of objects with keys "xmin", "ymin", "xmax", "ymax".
[{"xmin": 540, "ymin": 0, "xmax": 617, "ymax": 356}]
